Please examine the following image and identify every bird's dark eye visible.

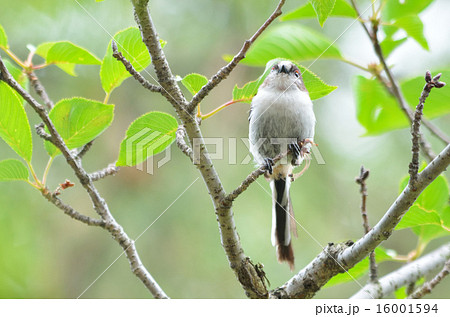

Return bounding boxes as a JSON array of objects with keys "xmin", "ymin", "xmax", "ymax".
[
  {"xmin": 272, "ymin": 64, "xmax": 279, "ymax": 71},
  {"xmin": 294, "ymin": 70, "xmax": 300, "ymax": 78}
]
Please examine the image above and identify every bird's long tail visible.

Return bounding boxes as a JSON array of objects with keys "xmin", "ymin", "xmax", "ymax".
[{"xmin": 271, "ymin": 177, "xmax": 296, "ymax": 270}]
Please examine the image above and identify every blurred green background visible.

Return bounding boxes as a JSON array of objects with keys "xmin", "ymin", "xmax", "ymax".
[{"xmin": 0, "ymin": 0, "xmax": 449, "ymax": 298}]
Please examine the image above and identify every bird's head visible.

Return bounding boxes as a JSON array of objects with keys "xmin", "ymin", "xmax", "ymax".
[{"xmin": 263, "ymin": 61, "xmax": 306, "ymax": 91}]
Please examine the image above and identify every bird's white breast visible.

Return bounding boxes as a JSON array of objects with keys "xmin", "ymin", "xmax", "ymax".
[{"xmin": 249, "ymin": 86, "xmax": 316, "ymax": 164}]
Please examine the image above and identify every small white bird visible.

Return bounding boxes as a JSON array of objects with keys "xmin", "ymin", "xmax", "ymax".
[{"xmin": 249, "ymin": 61, "xmax": 316, "ymax": 270}]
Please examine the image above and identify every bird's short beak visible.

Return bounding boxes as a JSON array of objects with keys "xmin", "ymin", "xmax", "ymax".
[{"xmin": 279, "ymin": 64, "xmax": 288, "ymax": 74}]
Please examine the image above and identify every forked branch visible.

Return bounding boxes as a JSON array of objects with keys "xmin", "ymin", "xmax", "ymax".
[
  {"xmin": 0, "ymin": 56, "xmax": 168, "ymax": 299},
  {"xmin": 186, "ymin": 0, "xmax": 286, "ymax": 113},
  {"xmin": 111, "ymin": 40, "xmax": 163, "ymax": 93}
]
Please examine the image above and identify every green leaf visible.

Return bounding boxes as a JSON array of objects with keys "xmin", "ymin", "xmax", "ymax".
[
  {"xmin": 45, "ymin": 98, "xmax": 114, "ymax": 157},
  {"xmin": 281, "ymin": 0, "xmax": 356, "ymax": 21},
  {"xmin": 181, "ymin": 73, "xmax": 208, "ymax": 96},
  {"xmin": 232, "ymin": 59, "xmax": 337, "ymax": 103},
  {"xmin": 393, "ymin": 15, "xmax": 428, "ymax": 50},
  {"xmin": 224, "ymin": 23, "xmax": 342, "ymax": 67},
  {"xmin": 382, "ymin": 0, "xmax": 434, "ymax": 21},
  {"xmin": 2, "ymin": 59, "xmax": 28, "ymax": 90},
  {"xmin": 45, "ymin": 42, "xmax": 100, "ymax": 65},
  {"xmin": 401, "ymin": 70, "xmax": 450, "ymax": 119},
  {"xmin": 301, "ymin": 65, "xmax": 337, "ymax": 100},
  {"xmin": 354, "ymin": 76, "xmax": 408, "ymax": 135},
  {"xmin": 309, "ymin": 0, "xmax": 337, "ymax": 26},
  {"xmin": 0, "ymin": 24, "xmax": 8, "ymax": 48},
  {"xmin": 0, "ymin": 159, "xmax": 29, "ymax": 182},
  {"xmin": 380, "ymin": 37, "xmax": 407, "ymax": 57},
  {"xmin": 116, "ymin": 112, "xmax": 178, "ymax": 167},
  {"xmin": 325, "ymin": 247, "xmax": 396, "ymax": 287},
  {"xmin": 394, "ymin": 286, "xmax": 407, "ymax": 299},
  {"xmin": 232, "ymin": 80, "xmax": 262, "ymax": 103},
  {"xmin": 231, "ymin": 59, "xmax": 276, "ymax": 102},
  {"xmin": 100, "ymin": 27, "xmax": 166, "ymax": 94},
  {"xmin": 55, "ymin": 63, "xmax": 77, "ymax": 77},
  {"xmin": 35, "ymin": 41, "xmax": 100, "ymax": 76},
  {"xmin": 397, "ymin": 205, "xmax": 442, "ymax": 229},
  {"xmin": 396, "ymin": 173, "xmax": 450, "ymax": 243},
  {"xmin": 0, "ymin": 82, "xmax": 32, "ymax": 162},
  {"xmin": 413, "ymin": 225, "xmax": 449, "ymax": 245},
  {"xmin": 415, "ymin": 175, "xmax": 448, "ymax": 212},
  {"xmin": 441, "ymin": 206, "xmax": 450, "ymax": 228}
]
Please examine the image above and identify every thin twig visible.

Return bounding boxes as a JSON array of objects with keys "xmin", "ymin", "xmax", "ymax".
[
  {"xmin": 221, "ymin": 149, "xmax": 289, "ymax": 207},
  {"xmin": 75, "ymin": 140, "xmax": 95, "ymax": 160},
  {"xmin": 35, "ymin": 122, "xmax": 53, "ymax": 142},
  {"xmin": 111, "ymin": 40, "xmax": 163, "ymax": 93},
  {"xmin": 176, "ymin": 126, "xmax": 193, "ymax": 161},
  {"xmin": 356, "ymin": 166, "xmax": 370, "ymax": 234},
  {"xmin": 89, "ymin": 164, "xmax": 120, "ymax": 182},
  {"xmin": 409, "ymin": 71, "xmax": 446, "ymax": 187},
  {"xmin": 27, "ymin": 71, "xmax": 54, "ymax": 110},
  {"xmin": 221, "ymin": 139, "xmax": 314, "ymax": 207},
  {"xmin": 41, "ymin": 189, "xmax": 106, "ymax": 227},
  {"xmin": 409, "ymin": 260, "xmax": 450, "ymax": 299},
  {"xmin": 186, "ymin": 0, "xmax": 286, "ymax": 113},
  {"xmin": 355, "ymin": 166, "xmax": 378, "ymax": 283},
  {"xmin": 0, "ymin": 56, "xmax": 169, "ymax": 299},
  {"xmin": 349, "ymin": 0, "xmax": 372, "ymax": 39}
]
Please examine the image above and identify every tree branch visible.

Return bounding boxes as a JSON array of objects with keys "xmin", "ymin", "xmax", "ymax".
[
  {"xmin": 355, "ymin": 166, "xmax": 377, "ymax": 283},
  {"xmin": 75, "ymin": 140, "xmax": 95, "ymax": 160},
  {"xmin": 175, "ymin": 126, "xmax": 193, "ymax": 162},
  {"xmin": 35, "ymin": 122, "xmax": 53, "ymax": 142},
  {"xmin": 221, "ymin": 148, "xmax": 289, "ymax": 207},
  {"xmin": 352, "ymin": 243, "xmax": 450, "ymax": 299},
  {"xmin": 409, "ymin": 259, "xmax": 450, "ymax": 299},
  {"xmin": 41, "ymin": 189, "xmax": 106, "ymax": 227},
  {"xmin": 111, "ymin": 40, "xmax": 163, "ymax": 93},
  {"xmin": 27, "ymin": 71, "xmax": 54, "ymax": 110},
  {"xmin": 132, "ymin": 0, "xmax": 275, "ymax": 298},
  {"xmin": 186, "ymin": 0, "xmax": 286, "ymax": 113},
  {"xmin": 409, "ymin": 72, "xmax": 446, "ymax": 187},
  {"xmin": 0, "ymin": 56, "xmax": 168, "ymax": 299},
  {"xmin": 270, "ymin": 241, "xmax": 352, "ymax": 298},
  {"xmin": 349, "ymin": 0, "xmax": 372, "ymax": 39},
  {"xmin": 89, "ymin": 164, "xmax": 120, "ymax": 182},
  {"xmin": 132, "ymin": 0, "xmax": 187, "ymax": 108},
  {"xmin": 270, "ymin": 144, "xmax": 450, "ymax": 298}
]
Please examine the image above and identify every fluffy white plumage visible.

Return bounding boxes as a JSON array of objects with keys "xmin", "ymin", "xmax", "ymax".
[{"xmin": 248, "ymin": 61, "xmax": 316, "ymax": 270}]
